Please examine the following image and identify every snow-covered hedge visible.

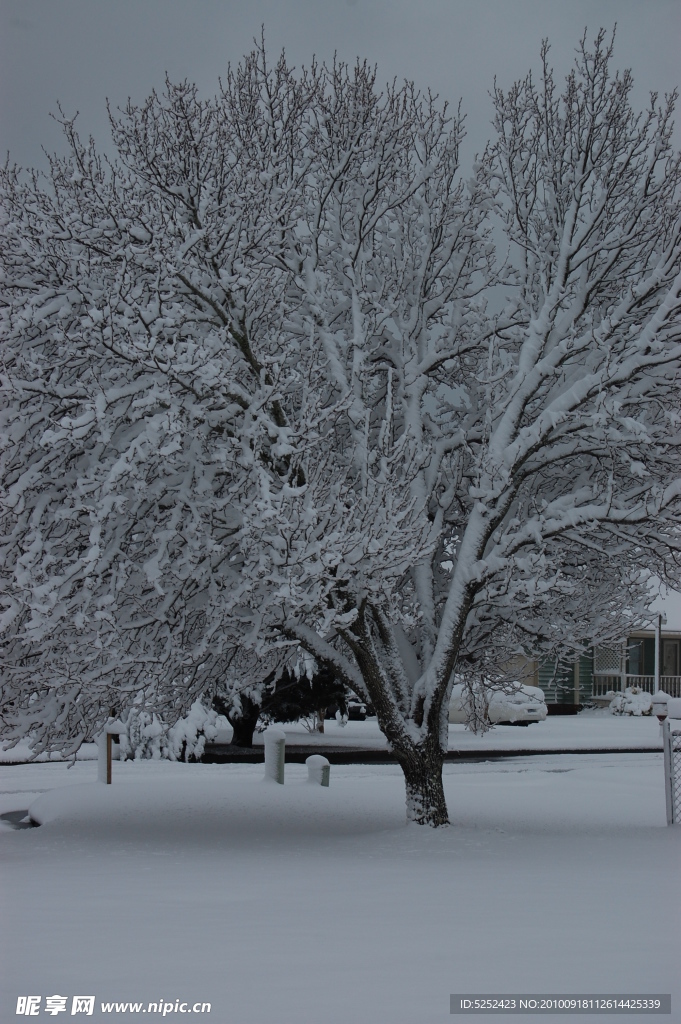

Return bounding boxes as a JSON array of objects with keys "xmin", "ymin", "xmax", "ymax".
[
  {"xmin": 117, "ymin": 701, "xmax": 220, "ymax": 761},
  {"xmin": 609, "ymin": 688, "xmax": 653, "ymax": 717}
]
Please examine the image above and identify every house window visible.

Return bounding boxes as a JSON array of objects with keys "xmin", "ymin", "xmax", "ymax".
[
  {"xmin": 627, "ymin": 638, "xmax": 655, "ymax": 676},
  {"xmin": 662, "ymin": 640, "xmax": 679, "ymax": 677},
  {"xmin": 627, "ymin": 640, "xmax": 642, "ymax": 676}
]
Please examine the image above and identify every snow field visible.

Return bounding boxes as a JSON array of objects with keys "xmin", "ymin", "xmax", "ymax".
[
  {"xmin": 263, "ymin": 712, "xmax": 666, "ymax": 753},
  {"xmin": 1, "ymin": 755, "xmax": 679, "ymax": 1023},
  {"xmin": 0, "ymin": 711, "xmax": 666, "ymax": 764}
]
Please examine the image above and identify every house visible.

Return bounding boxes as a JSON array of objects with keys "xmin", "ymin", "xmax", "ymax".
[
  {"xmin": 535, "ymin": 628, "xmax": 681, "ymax": 713},
  {"xmin": 514, "ymin": 592, "xmax": 681, "ymax": 713}
]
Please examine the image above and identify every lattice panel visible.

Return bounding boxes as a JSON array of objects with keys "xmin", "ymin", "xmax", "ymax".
[{"xmin": 594, "ymin": 645, "xmax": 622, "ymax": 674}]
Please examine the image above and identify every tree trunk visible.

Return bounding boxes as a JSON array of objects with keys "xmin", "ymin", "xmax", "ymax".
[
  {"xmin": 397, "ymin": 747, "xmax": 449, "ymax": 827},
  {"xmin": 229, "ymin": 712, "xmax": 259, "ymax": 748},
  {"xmin": 213, "ymin": 694, "xmax": 261, "ymax": 748}
]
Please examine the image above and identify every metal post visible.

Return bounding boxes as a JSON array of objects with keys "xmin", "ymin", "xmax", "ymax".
[{"xmin": 662, "ymin": 718, "xmax": 674, "ymax": 825}]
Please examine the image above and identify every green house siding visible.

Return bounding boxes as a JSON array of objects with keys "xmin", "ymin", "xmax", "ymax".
[
  {"xmin": 538, "ymin": 653, "xmax": 593, "ymax": 704},
  {"xmin": 538, "ymin": 659, "xmax": 573, "ymax": 704},
  {"xmin": 577, "ymin": 653, "xmax": 593, "ymax": 701}
]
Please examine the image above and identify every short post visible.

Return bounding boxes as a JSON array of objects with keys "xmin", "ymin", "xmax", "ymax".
[
  {"xmin": 264, "ymin": 726, "xmax": 286, "ymax": 784},
  {"xmin": 97, "ymin": 733, "xmax": 109, "ymax": 784},
  {"xmin": 97, "ymin": 721, "xmax": 123, "ymax": 784},
  {"xmin": 652, "ymin": 691, "xmax": 669, "ymax": 730},
  {"xmin": 306, "ymin": 754, "xmax": 330, "ymax": 787}
]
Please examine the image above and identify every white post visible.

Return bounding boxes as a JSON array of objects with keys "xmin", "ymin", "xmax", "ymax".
[
  {"xmin": 306, "ymin": 754, "xmax": 330, "ymax": 787},
  {"xmin": 654, "ymin": 614, "xmax": 661, "ymax": 694},
  {"xmin": 263, "ymin": 727, "xmax": 286, "ymax": 784},
  {"xmin": 97, "ymin": 733, "xmax": 109, "ymax": 784}
]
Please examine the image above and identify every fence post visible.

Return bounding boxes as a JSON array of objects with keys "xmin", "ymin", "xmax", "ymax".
[
  {"xmin": 264, "ymin": 727, "xmax": 286, "ymax": 784},
  {"xmin": 306, "ymin": 754, "xmax": 330, "ymax": 787},
  {"xmin": 662, "ymin": 719, "xmax": 672, "ymax": 825},
  {"xmin": 662, "ymin": 718, "xmax": 681, "ymax": 826},
  {"xmin": 97, "ymin": 721, "xmax": 123, "ymax": 784}
]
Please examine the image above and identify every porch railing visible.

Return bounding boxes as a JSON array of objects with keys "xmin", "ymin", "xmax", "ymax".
[{"xmin": 592, "ymin": 674, "xmax": 681, "ymax": 699}]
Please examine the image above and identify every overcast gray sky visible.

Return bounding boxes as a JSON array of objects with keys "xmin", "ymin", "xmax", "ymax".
[{"xmin": 1, "ymin": 0, "xmax": 679, "ymax": 171}]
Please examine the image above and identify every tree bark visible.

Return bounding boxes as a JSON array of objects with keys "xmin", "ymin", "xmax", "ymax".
[
  {"xmin": 338, "ymin": 612, "xmax": 451, "ymax": 826},
  {"xmin": 214, "ymin": 694, "xmax": 261, "ymax": 748},
  {"xmin": 397, "ymin": 746, "xmax": 449, "ymax": 826}
]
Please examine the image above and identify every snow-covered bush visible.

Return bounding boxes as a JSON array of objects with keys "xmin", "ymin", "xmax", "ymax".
[
  {"xmin": 118, "ymin": 711, "xmax": 167, "ymax": 760},
  {"xmin": 609, "ymin": 688, "xmax": 653, "ymax": 717},
  {"xmin": 118, "ymin": 701, "xmax": 219, "ymax": 761},
  {"xmin": 165, "ymin": 700, "xmax": 219, "ymax": 761}
]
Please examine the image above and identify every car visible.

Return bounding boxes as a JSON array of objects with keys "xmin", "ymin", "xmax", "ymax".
[
  {"xmin": 448, "ymin": 681, "xmax": 547, "ymax": 726},
  {"xmin": 347, "ymin": 700, "xmax": 367, "ymax": 721},
  {"xmin": 324, "ymin": 699, "xmax": 368, "ymax": 721}
]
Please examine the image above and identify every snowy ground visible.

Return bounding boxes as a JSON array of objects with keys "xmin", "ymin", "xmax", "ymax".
[
  {"xmin": 0, "ymin": 709, "xmax": 665, "ymax": 764},
  {"xmin": 1, "ymin": 753, "xmax": 678, "ymax": 1023},
  {"xmin": 260, "ymin": 710, "xmax": 666, "ymax": 752}
]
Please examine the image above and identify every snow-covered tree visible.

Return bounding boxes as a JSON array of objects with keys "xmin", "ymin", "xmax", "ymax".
[
  {"xmin": 2, "ymin": 32, "xmax": 680, "ymax": 823},
  {"xmin": 212, "ymin": 662, "xmax": 347, "ymax": 744}
]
